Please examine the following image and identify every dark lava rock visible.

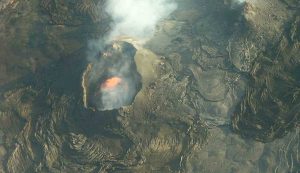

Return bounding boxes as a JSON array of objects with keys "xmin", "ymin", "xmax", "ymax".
[
  {"xmin": 40, "ymin": 0, "xmax": 105, "ymax": 25},
  {"xmin": 231, "ymin": 36, "xmax": 300, "ymax": 142}
]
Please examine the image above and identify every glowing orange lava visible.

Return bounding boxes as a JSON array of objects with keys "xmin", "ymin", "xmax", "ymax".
[{"xmin": 101, "ymin": 77, "xmax": 122, "ymax": 90}]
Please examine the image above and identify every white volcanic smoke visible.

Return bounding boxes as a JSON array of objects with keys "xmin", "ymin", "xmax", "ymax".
[
  {"xmin": 105, "ymin": 0, "xmax": 177, "ymax": 42},
  {"xmin": 231, "ymin": 0, "xmax": 247, "ymax": 5},
  {"xmin": 226, "ymin": 0, "xmax": 247, "ymax": 9}
]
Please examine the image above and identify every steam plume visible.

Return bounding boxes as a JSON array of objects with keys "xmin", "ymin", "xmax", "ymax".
[{"xmin": 105, "ymin": 0, "xmax": 177, "ymax": 42}]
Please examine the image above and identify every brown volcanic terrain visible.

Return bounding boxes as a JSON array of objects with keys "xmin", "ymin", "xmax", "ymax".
[{"xmin": 0, "ymin": 0, "xmax": 299, "ymax": 172}]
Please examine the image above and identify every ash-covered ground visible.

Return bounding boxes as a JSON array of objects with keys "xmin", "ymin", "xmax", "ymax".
[{"xmin": 0, "ymin": 0, "xmax": 299, "ymax": 173}]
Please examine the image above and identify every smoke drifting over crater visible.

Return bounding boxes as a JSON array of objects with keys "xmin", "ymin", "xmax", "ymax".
[
  {"xmin": 105, "ymin": 0, "xmax": 177, "ymax": 42},
  {"xmin": 82, "ymin": 42, "xmax": 142, "ymax": 111},
  {"xmin": 83, "ymin": 0, "xmax": 177, "ymax": 111}
]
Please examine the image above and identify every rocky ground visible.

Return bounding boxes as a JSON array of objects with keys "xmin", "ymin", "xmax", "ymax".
[{"xmin": 0, "ymin": 0, "xmax": 299, "ymax": 172}]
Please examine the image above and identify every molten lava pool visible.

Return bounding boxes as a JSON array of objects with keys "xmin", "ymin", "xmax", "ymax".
[{"xmin": 101, "ymin": 77, "xmax": 122, "ymax": 90}]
